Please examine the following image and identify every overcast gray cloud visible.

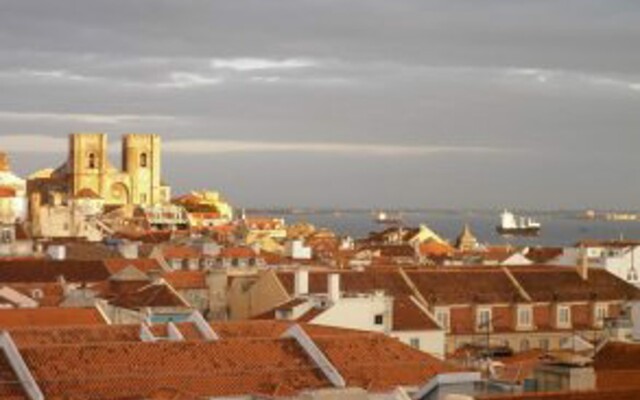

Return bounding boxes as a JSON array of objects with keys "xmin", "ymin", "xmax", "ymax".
[{"xmin": 0, "ymin": 0, "xmax": 639, "ymax": 209}]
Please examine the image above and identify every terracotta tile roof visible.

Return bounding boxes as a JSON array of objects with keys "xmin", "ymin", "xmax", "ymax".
[
  {"xmin": 162, "ymin": 271, "xmax": 207, "ymax": 290},
  {"xmin": 419, "ymin": 240, "xmax": 455, "ymax": 257},
  {"xmin": 525, "ymin": 247, "xmax": 564, "ymax": 264},
  {"xmin": 62, "ymin": 242, "xmax": 122, "ymax": 260},
  {"xmin": 0, "ymin": 307, "xmax": 107, "ymax": 328},
  {"xmin": 3, "ymin": 321, "xmax": 460, "ymax": 398},
  {"xmin": 277, "ymin": 270, "xmax": 414, "ymax": 297},
  {"xmin": 0, "ymin": 351, "xmax": 25, "ymax": 399},
  {"xmin": 406, "ymin": 268, "xmax": 527, "ymax": 304},
  {"xmin": 0, "ymin": 259, "xmax": 111, "ymax": 283},
  {"xmin": 508, "ymin": 267, "xmax": 640, "ymax": 302},
  {"xmin": 261, "ymin": 250, "xmax": 287, "ymax": 265},
  {"xmin": 104, "ymin": 258, "xmax": 163, "ymax": 274},
  {"xmin": 313, "ymin": 333, "xmax": 458, "ymax": 391},
  {"xmin": 209, "ymin": 320, "xmax": 363, "ymax": 339},
  {"xmin": 19, "ymin": 339, "xmax": 330, "ymax": 398},
  {"xmin": 162, "ymin": 245, "xmax": 202, "ymax": 260},
  {"xmin": 6, "ymin": 282, "xmax": 65, "ymax": 307},
  {"xmin": 361, "ymin": 244, "xmax": 417, "ymax": 259},
  {"xmin": 106, "ymin": 281, "xmax": 190, "ymax": 310},
  {"xmin": 392, "ymin": 296, "xmax": 440, "ymax": 331},
  {"xmin": 594, "ymin": 341, "xmax": 640, "ymax": 371},
  {"xmin": 220, "ymin": 246, "xmax": 257, "ymax": 259}
]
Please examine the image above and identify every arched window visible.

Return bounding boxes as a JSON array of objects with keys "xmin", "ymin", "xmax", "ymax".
[
  {"xmin": 140, "ymin": 153, "xmax": 148, "ymax": 168},
  {"xmin": 88, "ymin": 153, "xmax": 97, "ymax": 169}
]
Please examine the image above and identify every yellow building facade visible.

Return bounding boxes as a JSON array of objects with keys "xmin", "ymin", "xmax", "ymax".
[{"xmin": 28, "ymin": 133, "xmax": 171, "ymax": 209}]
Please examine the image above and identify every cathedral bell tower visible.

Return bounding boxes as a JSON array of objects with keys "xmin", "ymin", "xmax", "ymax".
[
  {"xmin": 122, "ymin": 134, "xmax": 162, "ymax": 205},
  {"xmin": 69, "ymin": 133, "xmax": 109, "ymax": 199}
]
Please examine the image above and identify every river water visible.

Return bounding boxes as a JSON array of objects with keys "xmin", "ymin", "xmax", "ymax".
[{"xmin": 277, "ymin": 210, "xmax": 640, "ymax": 247}]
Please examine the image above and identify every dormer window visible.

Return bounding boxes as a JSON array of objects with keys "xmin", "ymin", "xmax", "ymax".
[
  {"xmin": 88, "ymin": 153, "xmax": 97, "ymax": 169},
  {"xmin": 140, "ymin": 153, "xmax": 148, "ymax": 168}
]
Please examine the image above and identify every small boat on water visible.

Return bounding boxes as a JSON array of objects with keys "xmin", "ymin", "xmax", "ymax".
[
  {"xmin": 496, "ymin": 210, "xmax": 541, "ymax": 236},
  {"xmin": 374, "ymin": 211, "xmax": 402, "ymax": 225}
]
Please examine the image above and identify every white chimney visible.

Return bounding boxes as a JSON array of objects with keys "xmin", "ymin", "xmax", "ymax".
[
  {"xmin": 118, "ymin": 242, "xmax": 139, "ymax": 259},
  {"xmin": 632, "ymin": 302, "xmax": 640, "ymax": 342},
  {"xmin": 328, "ymin": 273, "xmax": 340, "ymax": 303},
  {"xmin": 294, "ymin": 269, "xmax": 309, "ymax": 296},
  {"xmin": 47, "ymin": 244, "xmax": 66, "ymax": 260},
  {"xmin": 578, "ymin": 245, "xmax": 589, "ymax": 281}
]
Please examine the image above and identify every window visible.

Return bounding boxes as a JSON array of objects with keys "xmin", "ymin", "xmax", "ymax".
[
  {"xmin": 31, "ymin": 289, "xmax": 44, "ymax": 300},
  {"xmin": 539, "ymin": 339, "xmax": 550, "ymax": 351},
  {"xmin": 517, "ymin": 306, "xmax": 532, "ymax": 329},
  {"xmin": 627, "ymin": 268, "xmax": 638, "ymax": 282},
  {"xmin": 0, "ymin": 228, "xmax": 12, "ymax": 243},
  {"xmin": 88, "ymin": 153, "xmax": 97, "ymax": 169},
  {"xmin": 595, "ymin": 304, "xmax": 608, "ymax": 327},
  {"xmin": 520, "ymin": 339, "xmax": 530, "ymax": 352},
  {"xmin": 374, "ymin": 314, "xmax": 384, "ymax": 325},
  {"xmin": 409, "ymin": 338, "xmax": 420, "ymax": 349},
  {"xmin": 435, "ymin": 309, "xmax": 450, "ymax": 331},
  {"xmin": 477, "ymin": 308, "xmax": 492, "ymax": 331},
  {"xmin": 557, "ymin": 305, "xmax": 571, "ymax": 328},
  {"xmin": 140, "ymin": 153, "xmax": 148, "ymax": 168}
]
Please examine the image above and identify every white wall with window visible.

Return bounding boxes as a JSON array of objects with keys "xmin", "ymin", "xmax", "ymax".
[
  {"xmin": 557, "ymin": 305, "xmax": 571, "ymax": 328},
  {"xmin": 435, "ymin": 307, "xmax": 450, "ymax": 332},
  {"xmin": 517, "ymin": 305, "xmax": 533, "ymax": 330},
  {"xmin": 476, "ymin": 307, "xmax": 492, "ymax": 332},
  {"xmin": 594, "ymin": 303, "xmax": 608, "ymax": 327}
]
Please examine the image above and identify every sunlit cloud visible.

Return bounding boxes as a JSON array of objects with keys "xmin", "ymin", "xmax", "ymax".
[
  {"xmin": 157, "ymin": 72, "xmax": 223, "ymax": 89},
  {"xmin": 0, "ymin": 135, "xmax": 68, "ymax": 153},
  {"xmin": 163, "ymin": 139, "xmax": 504, "ymax": 156},
  {"xmin": 210, "ymin": 58, "xmax": 317, "ymax": 71},
  {"xmin": 0, "ymin": 68, "xmax": 96, "ymax": 82},
  {"xmin": 0, "ymin": 111, "xmax": 176, "ymax": 124}
]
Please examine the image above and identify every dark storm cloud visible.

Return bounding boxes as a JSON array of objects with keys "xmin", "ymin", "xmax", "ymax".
[{"xmin": 0, "ymin": 0, "xmax": 639, "ymax": 209}]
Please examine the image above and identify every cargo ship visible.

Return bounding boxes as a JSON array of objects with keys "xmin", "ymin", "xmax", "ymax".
[
  {"xmin": 374, "ymin": 211, "xmax": 402, "ymax": 225},
  {"xmin": 496, "ymin": 210, "xmax": 541, "ymax": 235}
]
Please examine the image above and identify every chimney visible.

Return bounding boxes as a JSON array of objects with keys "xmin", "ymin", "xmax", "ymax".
[
  {"xmin": 328, "ymin": 273, "xmax": 340, "ymax": 303},
  {"xmin": 118, "ymin": 242, "xmax": 139, "ymax": 259},
  {"xmin": 47, "ymin": 244, "xmax": 66, "ymax": 261},
  {"xmin": 632, "ymin": 302, "xmax": 640, "ymax": 342},
  {"xmin": 578, "ymin": 245, "xmax": 589, "ymax": 281},
  {"xmin": 294, "ymin": 268, "xmax": 309, "ymax": 296}
]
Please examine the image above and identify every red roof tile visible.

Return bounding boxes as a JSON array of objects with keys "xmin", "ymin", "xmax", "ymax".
[
  {"xmin": 220, "ymin": 246, "xmax": 257, "ymax": 259},
  {"xmin": 0, "ymin": 259, "xmax": 111, "ymax": 283},
  {"xmin": 163, "ymin": 271, "xmax": 207, "ymax": 290},
  {"xmin": 392, "ymin": 296, "xmax": 440, "ymax": 331},
  {"xmin": 0, "ymin": 307, "xmax": 107, "ymax": 328}
]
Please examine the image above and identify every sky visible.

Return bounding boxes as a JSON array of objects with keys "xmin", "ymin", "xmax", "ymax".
[{"xmin": 0, "ymin": 0, "xmax": 639, "ymax": 210}]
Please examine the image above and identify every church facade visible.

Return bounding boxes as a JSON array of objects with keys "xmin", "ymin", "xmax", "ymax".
[{"xmin": 28, "ymin": 133, "xmax": 171, "ymax": 209}]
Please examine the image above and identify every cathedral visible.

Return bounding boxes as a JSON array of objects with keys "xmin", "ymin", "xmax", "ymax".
[{"xmin": 28, "ymin": 133, "xmax": 171, "ymax": 209}]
